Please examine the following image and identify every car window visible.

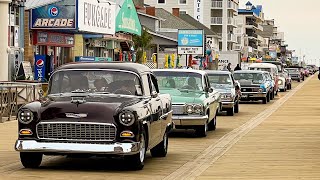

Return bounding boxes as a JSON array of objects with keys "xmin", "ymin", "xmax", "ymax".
[
  {"xmin": 207, "ymin": 74, "xmax": 233, "ymax": 89},
  {"xmin": 49, "ymin": 70, "xmax": 143, "ymax": 96},
  {"xmin": 154, "ymin": 71, "xmax": 204, "ymax": 92},
  {"xmin": 148, "ymin": 74, "xmax": 159, "ymax": 93},
  {"xmin": 234, "ymin": 73, "xmax": 264, "ymax": 84}
]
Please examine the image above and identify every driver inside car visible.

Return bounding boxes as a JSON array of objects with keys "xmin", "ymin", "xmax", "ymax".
[
  {"xmin": 186, "ymin": 77, "xmax": 199, "ymax": 90},
  {"xmin": 94, "ymin": 78, "xmax": 108, "ymax": 91}
]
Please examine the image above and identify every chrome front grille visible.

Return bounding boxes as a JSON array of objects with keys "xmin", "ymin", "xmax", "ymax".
[
  {"xmin": 172, "ymin": 105, "xmax": 185, "ymax": 115},
  {"xmin": 37, "ymin": 122, "xmax": 116, "ymax": 142}
]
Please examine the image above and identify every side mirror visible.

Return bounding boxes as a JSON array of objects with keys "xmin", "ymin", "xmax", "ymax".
[{"xmin": 151, "ymin": 91, "xmax": 158, "ymax": 98}]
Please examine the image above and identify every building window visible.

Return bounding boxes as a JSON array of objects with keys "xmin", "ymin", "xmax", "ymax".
[
  {"xmin": 179, "ymin": 0, "xmax": 186, "ymax": 4},
  {"xmin": 158, "ymin": 0, "xmax": 165, "ymax": 4},
  {"xmin": 180, "ymin": 10, "xmax": 187, "ymax": 14}
]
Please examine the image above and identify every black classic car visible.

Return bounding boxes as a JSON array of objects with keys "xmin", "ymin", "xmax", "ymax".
[{"xmin": 15, "ymin": 62, "xmax": 173, "ymax": 170}]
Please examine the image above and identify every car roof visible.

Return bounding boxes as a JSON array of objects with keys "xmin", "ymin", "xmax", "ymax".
[
  {"xmin": 152, "ymin": 69, "xmax": 207, "ymax": 76},
  {"xmin": 204, "ymin": 70, "xmax": 231, "ymax": 75},
  {"xmin": 56, "ymin": 62, "xmax": 151, "ymax": 74},
  {"xmin": 248, "ymin": 63, "xmax": 277, "ymax": 68},
  {"xmin": 262, "ymin": 61, "xmax": 282, "ymax": 65},
  {"xmin": 233, "ymin": 70, "xmax": 265, "ymax": 74}
]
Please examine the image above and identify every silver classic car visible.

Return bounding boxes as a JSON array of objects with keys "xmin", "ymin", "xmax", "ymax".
[
  {"xmin": 153, "ymin": 69, "xmax": 221, "ymax": 137},
  {"xmin": 206, "ymin": 71, "xmax": 241, "ymax": 116}
]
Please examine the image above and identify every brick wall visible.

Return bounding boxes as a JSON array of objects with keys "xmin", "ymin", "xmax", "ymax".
[{"xmin": 24, "ymin": 11, "xmax": 34, "ymax": 65}]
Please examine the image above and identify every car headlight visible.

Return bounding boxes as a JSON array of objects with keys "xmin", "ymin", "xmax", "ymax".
[
  {"xmin": 193, "ymin": 104, "xmax": 203, "ymax": 114},
  {"xmin": 278, "ymin": 80, "xmax": 283, "ymax": 85},
  {"xmin": 18, "ymin": 109, "xmax": 34, "ymax": 124},
  {"xmin": 185, "ymin": 104, "xmax": 194, "ymax": 114},
  {"xmin": 119, "ymin": 111, "xmax": 135, "ymax": 126}
]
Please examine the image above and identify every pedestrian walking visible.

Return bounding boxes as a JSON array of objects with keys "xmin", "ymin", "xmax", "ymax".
[
  {"xmin": 227, "ymin": 63, "xmax": 232, "ymax": 72},
  {"xmin": 234, "ymin": 64, "xmax": 242, "ymax": 71}
]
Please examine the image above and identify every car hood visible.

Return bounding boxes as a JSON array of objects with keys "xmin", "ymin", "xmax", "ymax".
[
  {"xmin": 38, "ymin": 94, "xmax": 143, "ymax": 123},
  {"xmin": 160, "ymin": 89, "xmax": 205, "ymax": 104}
]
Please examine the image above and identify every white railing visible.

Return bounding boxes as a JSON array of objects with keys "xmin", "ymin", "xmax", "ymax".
[
  {"xmin": 211, "ymin": 1, "xmax": 222, "ymax": 8},
  {"xmin": 211, "ymin": 17, "xmax": 223, "ymax": 25},
  {"xmin": 212, "ymin": 1, "xmax": 238, "ymax": 11},
  {"xmin": 228, "ymin": 17, "xmax": 236, "ymax": 26},
  {"xmin": 228, "ymin": 1, "xmax": 238, "ymax": 10},
  {"xmin": 228, "ymin": 33, "xmax": 237, "ymax": 42}
]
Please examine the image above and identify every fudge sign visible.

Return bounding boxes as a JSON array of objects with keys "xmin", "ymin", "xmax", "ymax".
[{"xmin": 78, "ymin": 0, "xmax": 116, "ymax": 34}]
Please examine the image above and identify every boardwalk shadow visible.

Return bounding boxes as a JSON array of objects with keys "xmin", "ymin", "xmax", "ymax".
[{"xmin": 32, "ymin": 155, "xmax": 154, "ymax": 172}]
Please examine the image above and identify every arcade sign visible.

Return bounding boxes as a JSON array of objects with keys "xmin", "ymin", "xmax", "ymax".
[{"xmin": 31, "ymin": 2, "xmax": 76, "ymax": 29}]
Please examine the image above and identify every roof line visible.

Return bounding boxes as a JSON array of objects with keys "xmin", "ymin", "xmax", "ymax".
[
  {"xmin": 137, "ymin": 12, "xmax": 165, "ymax": 21},
  {"xmin": 147, "ymin": 30, "xmax": 178, "ymax": 42}
]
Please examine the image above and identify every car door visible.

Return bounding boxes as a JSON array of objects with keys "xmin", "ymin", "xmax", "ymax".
[
  {"xmin": 148, "ymin": 74, "xmax": 163, "ymax": 146},
  {"xmin": 204, "ymin": 75, "xmax": 218, "ymax": 120}
]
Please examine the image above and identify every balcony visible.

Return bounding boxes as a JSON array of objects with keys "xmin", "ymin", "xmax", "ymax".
[
  {"xmin": 211, "ymin": 17, "xmax": 236, "ymax": 27},
  {"xmin": 217, "ymin": 33, "xmax": 237, "ymax": 43},
  {"xmin": 211, "ymin": 1, "xmax": 238, "ymax": 12}
]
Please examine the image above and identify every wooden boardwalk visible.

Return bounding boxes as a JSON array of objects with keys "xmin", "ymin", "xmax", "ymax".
[
  {"xmin": 0, "ymin": 75, "xmax": 317, "ymax": 180},
  {"xmin": 196, "ymin": 75, "xmax": 320, "ymax": 179}
]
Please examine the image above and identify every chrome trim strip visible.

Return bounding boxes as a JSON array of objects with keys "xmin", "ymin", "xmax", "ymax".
[{"xmin": 15, "ymin": 140, "xmax": 140, "ymax": 155}]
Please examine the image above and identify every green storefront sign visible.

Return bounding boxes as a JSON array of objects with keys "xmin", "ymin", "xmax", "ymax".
[{"xmin": 115, "ymin": 0, "xmax": 142, "ymax": 36}]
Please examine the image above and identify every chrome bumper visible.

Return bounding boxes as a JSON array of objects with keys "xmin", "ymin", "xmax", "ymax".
[
  {"xmin": 241, "ymin": 92, "xmax": 267, "ymax": 98},
  {"xmin": 221, "ymin": 101, "xmax": 234, "ymax": 108},
  {"xmin": 15, "ymin": 140, "xmax": 140, "ymax": 155},
  {"xmin": 172, "ymin": 115, "xmax": 208, "ymax": 126}
]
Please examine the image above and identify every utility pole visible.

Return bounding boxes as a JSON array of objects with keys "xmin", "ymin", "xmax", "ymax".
[
  {"xmin": 0, "ymin": 0, "xmax": 11, "ymax": 81},
  {"xmin": 222, "ymin": 0, "xmax": 228, "ymax": 51}
]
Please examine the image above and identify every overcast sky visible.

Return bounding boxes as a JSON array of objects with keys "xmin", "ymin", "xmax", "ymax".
[{"xmin": 239, "ymin": 0, "xmax": 320, "ymax": 65}]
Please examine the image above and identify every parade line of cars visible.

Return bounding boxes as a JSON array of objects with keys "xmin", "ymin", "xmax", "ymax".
[{"xmin": 14, "ymin": 62, "xmax": 317, "ymax": 170}]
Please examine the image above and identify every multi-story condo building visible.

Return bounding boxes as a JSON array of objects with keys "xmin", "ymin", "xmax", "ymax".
[
  {"xmin": 144, "ymin": 0, "xmax": 239, "ymax": 51},
  {"xmin": 235, "ymin": 1, "xmax": 264, "ymax": 58}
]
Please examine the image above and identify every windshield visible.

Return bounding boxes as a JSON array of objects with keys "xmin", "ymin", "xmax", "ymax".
[
  {"xmin": 234, "ymin": 73, "xmax": 264, "ymax": 84},
  {"xmin": 153, "ymin": 71, "xmax": 204, "ymax": 92},
  {"xmin": 249, "ymin": 67, "xmax": 271, "ymax": 73},
  {"xmin": 286, "ymin": 69, "xmax": 299, "ymax": 73},
  {"xmin": 49, "ymin": 70, "xmax": 143, "ymax": 96},
  {"xmin": 208, "ymin": 74, "xmax": 232, "ymax": 88}
]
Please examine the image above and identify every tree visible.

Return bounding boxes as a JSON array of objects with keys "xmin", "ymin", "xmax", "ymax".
[{"xmin": 132, "ymin": 27, "xmax": 153, "ymax": 63}]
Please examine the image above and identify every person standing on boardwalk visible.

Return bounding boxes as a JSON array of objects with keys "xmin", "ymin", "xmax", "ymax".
[{"xmin": 234, "ymin": 64, "xmax": 242, "ymax": 71}]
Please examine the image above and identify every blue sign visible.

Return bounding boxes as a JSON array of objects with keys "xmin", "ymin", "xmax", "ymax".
[
  {"xmin": 178, "ymin": 30, "xmax": 204, "ymax": 47},
  {"xmin": 34, "ymin": 55, "xmax": 46, "ymax": 81},
  {"xmin": 75, "ymin": 56, "xmax": 95, "ymax": 62},
  {"xmin": 30, "ymin": 0, "xmax": 76, "ymax": 29}
]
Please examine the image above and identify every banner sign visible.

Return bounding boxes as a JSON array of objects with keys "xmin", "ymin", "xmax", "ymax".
[
  {"xmin": 178, "ymin": 47, "xmax": 203, "ymax": 55},
  {"xmin": 194, "ymin": 0, "xmax": 203, "ymax": 23},
  {"xmin": 31, "ymin": 0, "xmax": 76, "ymax": 29},
  {"xmin": 115, "ymin": 0, "xmax": 141, "ymax": 36},
  {"xmin": 178, "ymin": 29, "xmax": 204, "ymax": 55},
  {"xmin": 77, "ymin": 0, "xmax": 116, "ymax": 35},
  {"xmin": 34, "ymin": 55, "xmax": 46, "ymax": 81}
]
